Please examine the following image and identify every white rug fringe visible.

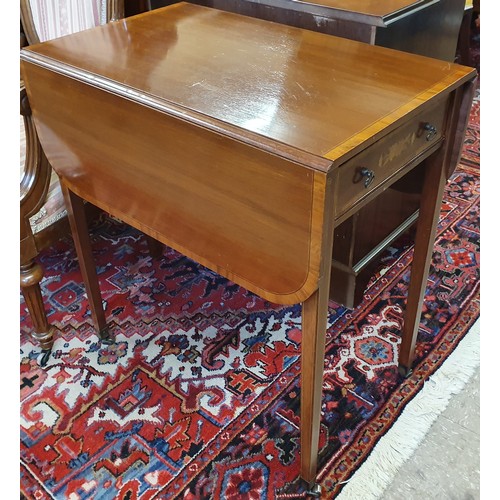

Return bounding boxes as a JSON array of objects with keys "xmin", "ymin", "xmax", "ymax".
[{"xmin": 336, "ymin": 318, "xmax": 480, "ymax": 500}]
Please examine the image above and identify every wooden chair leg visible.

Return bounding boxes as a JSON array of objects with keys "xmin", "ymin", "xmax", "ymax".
[
  {"xmin": 20, "ymin": 260, "xmax": 53, "ymax": 365},
  {"xmin": 61, "ymin": 184, "xmax": 112, "ymax": 343}
]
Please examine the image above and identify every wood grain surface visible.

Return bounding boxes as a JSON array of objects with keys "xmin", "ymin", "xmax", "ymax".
[{"xmin": 22, "ymin": 3, "xmax": 473, "ymax": 164}]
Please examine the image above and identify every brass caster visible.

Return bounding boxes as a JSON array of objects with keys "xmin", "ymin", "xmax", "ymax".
[
  {"xmin": 305, "ymin": 483, "xmax": 322, "ymax": 498},
  {"xmin": 398, "ymin": 363, "xmax": 413, "ymax": 378},
  {"xmin": 99, "ymin": 327, "xmax": 115, "ymax": 345}
]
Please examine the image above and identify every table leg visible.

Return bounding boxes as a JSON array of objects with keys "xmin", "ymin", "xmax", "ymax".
[
  {"xmin": 298, "ymin": 173, "xmax": 336, "ymax": 492},
  {"xmin": 301, "ymin": 284, "xmax": 330, "ymax": 491},
  {"xmin": 398, "ymin": 152, "xmax": 448, "ymax": 376},
  {"xmin": 61, "ymin": 185, "xmax": 112, "ymax": 343}
]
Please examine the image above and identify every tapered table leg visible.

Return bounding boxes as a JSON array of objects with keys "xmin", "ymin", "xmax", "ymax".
[
  {"xmin": 301, "ymin": 284, "xmax": 330, "ymax": 491},
  {"xmin": 299, "ymin": 174, "xmax": 335, "ymax": 492},
  {"xmin": 398, "ymin": 152, "xmax": 448, "ymax": 376},
  {"xmin": 399, "ymin": 83, "xmax": 475, "ymax": 376},
  {"xmin": 61, "ymin": 184, "xmax": 112, "ymax": 342}
]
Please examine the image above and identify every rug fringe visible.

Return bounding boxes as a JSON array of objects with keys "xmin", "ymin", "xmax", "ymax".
[{"xmin": 335, "ymin": 318, "xmax": 480, "ymax": 500}]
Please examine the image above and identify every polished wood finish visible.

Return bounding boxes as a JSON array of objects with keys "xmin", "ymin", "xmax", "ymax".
[
  {"xmin": 20, "ymin": 262, "xmax": 52, "ymax": 349},
  {"xmin": 20, "ymin": 3, "xmax": 476, "ymax": 487},
  {"xmin": 61, "ymin": 186, "xmax": 109, "ymax": 336},
  {"xmin": 180, "ymin": 0, "xmax": 467, "ymax": 307},
  {"xmin": 327, "ymin": 98, "xmax": 447, "ymax": 302},
  {"xmin": 334, "ymin": 100, "xmax": 447, "ymax": 222},
  {"xmin": 20, "ymin": 8, "xmax": 471, "ymax": 164},
  {"xmin": 300, "ymin": 172, "xmax": 335, "ymax": 484},
  {"xmin": 21, "ymin": 62, "xmax": 323, "ymax": 303},
  {"xmin": 20, "ymin": 81, "xmax": 54, "ymax": 354}
]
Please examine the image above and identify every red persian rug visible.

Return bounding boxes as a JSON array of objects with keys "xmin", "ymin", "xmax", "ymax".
[{"xmin": 20, "ymin": 95, "xmax": 479, "ymax": 499}]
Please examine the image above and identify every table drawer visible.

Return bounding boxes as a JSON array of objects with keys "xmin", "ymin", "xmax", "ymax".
[{"xmin": 335, "ymin": 99, "xmax": 447, "ymax": 218}]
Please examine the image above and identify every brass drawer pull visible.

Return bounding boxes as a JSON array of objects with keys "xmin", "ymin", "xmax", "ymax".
[
  {"xmin": 424, "ymin": 123, "xmax": 437, "ymax": 141},
  {"xmin": 359, "ymin": 167, "xmax": 375, "ymax": 188}
]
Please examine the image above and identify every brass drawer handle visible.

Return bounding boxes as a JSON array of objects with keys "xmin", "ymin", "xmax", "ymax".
[
  {"xmin": 360, "ymin": 167, "xmax": 375, "ymax": 188},
  {"xmin": 423, "ymin": 123, "xmax": 437, "ymax": 141}
]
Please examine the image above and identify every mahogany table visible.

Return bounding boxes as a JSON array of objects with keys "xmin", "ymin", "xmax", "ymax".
[{"xmin": 21, "ymin": 3, "xmax": 476, "ymax": 492}]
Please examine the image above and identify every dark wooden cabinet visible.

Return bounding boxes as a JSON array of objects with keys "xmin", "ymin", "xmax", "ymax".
[{"xmin": 188, "ymin": 0, "xmax": 465, "ymax": 61}]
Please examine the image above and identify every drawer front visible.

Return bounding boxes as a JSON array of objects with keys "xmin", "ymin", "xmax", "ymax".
[{"xmin": 335, "ymin": 99, "xmax": 447, "ymax": 218}]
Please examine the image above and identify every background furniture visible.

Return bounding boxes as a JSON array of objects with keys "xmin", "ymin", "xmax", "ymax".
[
  {"xmin": 20, "ymin": 0, "xmax": 125, "ymax": 365},
  {"xmin": 190, "ymin": 0, "xmax": 466, "ymax": 60},
  {"xmin": 457, "ymin": 0, "xmax": 480, "ymax": 67},
  {"xmin": 124, "ymin": 0, "xmax": 152, "ymax": 16},
  {"xmin": 457, "ymin": 0, "xmax": 474, "ymax": 66}
]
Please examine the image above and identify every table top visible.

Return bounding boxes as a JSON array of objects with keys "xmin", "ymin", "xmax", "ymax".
[
  {"xmin": 20, "ymin": 1, "xmax": 476, "ymax": 306},
  {"xmin": 22, "ymin": 2, "xmax": 474, "ymax": 168}
]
